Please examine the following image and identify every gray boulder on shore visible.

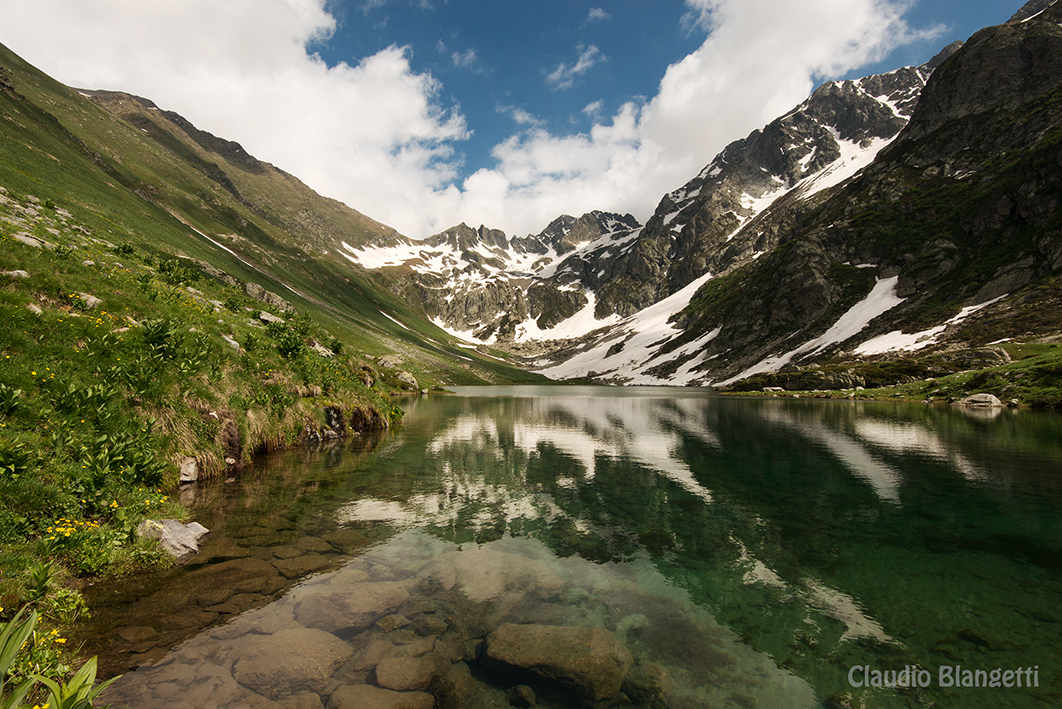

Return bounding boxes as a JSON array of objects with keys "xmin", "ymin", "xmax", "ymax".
[
  {"xmin": 959, "ymin": 393, "xmax": 1003, "ymax": 407},
  {"xmin": 136, "ymin": 519, "xmax": 210, "ymax": 561}
]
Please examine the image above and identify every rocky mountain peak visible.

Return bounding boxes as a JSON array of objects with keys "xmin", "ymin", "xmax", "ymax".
[
  {"xmin": 923, "ymin": 41, "xmax": 965, "ymax": 71},
  {"xmin": 1008, "ymin": 0, "xmax": 1059, "ymax": 23},
  {"xmin": 427, "ymin": 222, "xmax": 509, "ymax": 255},
  {"xmin": 903, "ymin": 3, "xmax": 1062, "ymax": 143}
]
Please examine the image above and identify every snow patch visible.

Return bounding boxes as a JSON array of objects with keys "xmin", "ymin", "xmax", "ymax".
[
  {"xmin": 715, "ymin": 277, "xmax": 904, "ymax": 386},
  {"xmin": 854, "ymin": 294, "xmax": 1008, "ymax": 355},
  {"xmin": 431, "ymin": 317, "xmax": 497, "ymax": 345},
  {"xmin": 796, "ymin": 129, "xmax": 890, "ymax": 200},
  {"xmin": 381, "ymin": 312, "xmax": 410, "ymax": 331},
  {"xmin": 513, "ymin": 292, "xmax": 621, "ymax": 343},
  {"xmin": 537, "ymin": 271, "xmax": 716, "ymax": 384}
]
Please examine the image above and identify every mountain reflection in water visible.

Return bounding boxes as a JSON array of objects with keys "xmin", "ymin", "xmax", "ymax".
[{"xmin": 89, "ymin": 387, "xmax": 1062, "ymax": 708}]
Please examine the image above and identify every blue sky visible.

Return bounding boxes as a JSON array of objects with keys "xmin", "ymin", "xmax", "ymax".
[
  {"xmin": 319, "ymin": 0, "xmax": 1010, "ymax": 179},
  {"xmin": 0, "ymin": 0, "xmax": 1022, "ymax": 238}
]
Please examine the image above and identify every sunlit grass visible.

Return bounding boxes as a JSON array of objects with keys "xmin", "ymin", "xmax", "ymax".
[{"xmin": 0, "ymin": 189, "xmax": 405, "ymax": 620}]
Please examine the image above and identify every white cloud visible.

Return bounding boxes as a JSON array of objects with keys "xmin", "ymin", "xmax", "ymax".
[
  {"xmin": 499, "ymin": 106, "xmax": 545, "ymax": 127},
  {"xmin": 429, "ymin": 0, "xmax": 940, "ymax": 237},
  {"xmin": 451, "ymin": 48, "xmax": 479, "ymax": 68},
  {"xmin": 0, "ymin": 0, "xmax": 941, "ymax": 240},
  {"xmin": 545, "ymin": 45, "xmax": 604, "ymax": 90},
  {"xmin": 587, "ymin": 8, "xmax": 611, "ymax": 22},
  {"xmin": 0, "ymin": 0, "xmax": 466, "ymax": 237}
]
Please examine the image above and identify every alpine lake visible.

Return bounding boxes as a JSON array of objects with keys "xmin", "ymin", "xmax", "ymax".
[{"xmin": 75, "ymin": 386, "xmax": 1062, "ymax": 709}]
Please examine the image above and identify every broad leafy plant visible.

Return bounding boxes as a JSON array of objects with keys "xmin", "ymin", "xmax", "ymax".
[
  {"xmin": 0, "ymin": 607, "xmax": 37, "ymax": 709},
  {"xmin": 34, "ymin": 656, "xmax": 120, "ymax": 709},
  {"xmin": 1, "ymin": 606, "xmax": 120, "ymax": 709}
]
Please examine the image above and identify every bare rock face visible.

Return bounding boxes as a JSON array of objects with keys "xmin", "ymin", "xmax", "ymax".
[
  {"xmin": 232, "ymin": 627, "xmax": 353, "ymax": 699},
  {"xmin": 395, "ymin": 371, "xmax": 419, "ymax": 390},
  {"xmin": 245, "ymin": 281, "xmax": 295, "ymax": 312},
  {"xmin": 484, "ymin": 623, "xmax": 633, "ymax": 707}
]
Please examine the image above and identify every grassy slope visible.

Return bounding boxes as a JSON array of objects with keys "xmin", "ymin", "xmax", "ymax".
[
  {"xmin": 0, "ymin": 41, "xmax": 543, "ymax": 390},
  {"xmin": 717, "ymin": 342, "xmax": 1062, "ymax": 406}
]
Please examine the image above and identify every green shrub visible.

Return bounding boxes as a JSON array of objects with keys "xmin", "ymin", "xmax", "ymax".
[
  {"xmin": 267, "ymin": 322, "xmax": 304, "ymax": 360},
  {"xmin": 0, "ymin": 606, "xmax": 38, "ymax": 709},
  {"xmin": 157, "ymin": 258, "xmax": 199, "ymax": 286}
]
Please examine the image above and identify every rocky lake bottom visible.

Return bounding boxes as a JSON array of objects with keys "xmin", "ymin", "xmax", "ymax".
[{"xmin": 99, "ymin": 532, "xmax": 816, "ymax": 709}]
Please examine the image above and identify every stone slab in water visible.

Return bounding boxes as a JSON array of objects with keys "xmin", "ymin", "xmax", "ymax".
[
  {"xmin": 136, "ymin": 519, "xmax": 210, "ymax": 561},
  {"xmin": 959, "ymin": 393, "xmax": 1003, "ymax": 407},
  {"xmin": 273, "ymin": 552, "xmax": 330, "ymax": 578},
  {"xmin": 374, "ymin": 654, "xmax": 439, "ymax": 692},
  {"xmin": 484, "ymin": 623, "xmax": 633, "ymax": 706},
  {"xmin": 294, "ymin": 580, "xmax": 412, "ymax": 633},
  {"xmin": 327, "ymin": 684, "xmax": 434, "ymax": 709},
  {"xmin": 232, "ymin": 627, "xmax": 353, "ymax": 699}
]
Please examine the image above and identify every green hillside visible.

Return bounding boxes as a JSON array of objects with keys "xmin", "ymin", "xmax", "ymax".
[{"xmin": 0, "ymin": 40, "xmax": 544, "ymax": 634}]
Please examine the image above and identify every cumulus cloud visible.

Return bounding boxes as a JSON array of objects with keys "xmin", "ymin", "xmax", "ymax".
[
  {"xmin": 587, "ymin": 8, "xmax": 611, "ymax": 22},
  {"xmin": 582, "ymin": 100, "xmax": 604, "ymax": 118},
  {"xmin": 440, "ymin": 0, "xmax": 943, "ymax": 236},
  {"xmin": 0, "ymin": 0, "xmax": 941, "ymax": 239},
  {"xmin": 545, "ymin": 45, "xmax": 604, "ymax": 90},
  {"xmin": 0, "ymin": 0, "xmax": 467, "ymax": 237}
]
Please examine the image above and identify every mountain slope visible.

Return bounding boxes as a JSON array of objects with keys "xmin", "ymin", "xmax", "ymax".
[
  {"xmin": 339, "ymin": 3, "xmax": 1062, "ymax": 391},
  {"xmin": 0, "ymin": 40, "xmax": 543, "ymax": 388},
  {"xmin": 651, "ymin": 1, "xmax": 1062, "ymax": 386},
  {"xmin": 340, "ymin": 56, "xmax": 952, "ymax": 357}
]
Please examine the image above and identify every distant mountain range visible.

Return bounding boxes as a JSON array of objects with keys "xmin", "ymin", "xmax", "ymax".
[
  {"xmin": 3, "ymin": 0, "xmax": 1061, "ymax": 390},
  {"xmin": 343, "ymin": 0, "xmax": 1062, "ymax": 387}
]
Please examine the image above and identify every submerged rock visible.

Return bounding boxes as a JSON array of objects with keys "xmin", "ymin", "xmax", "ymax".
[
  {"xmin": 484, "ymin": 623, "xmax": 633, "ymax": 707},
  {"xmin": 374, "ymin": 654, "xmax": 438, "ymax": 692},
  {"xmin": 506, "ymin": 684, "xmax": 536, "ymax": 708},
  {"xmin": 294, "ymin": 580, "xmax": 412, "ymax": 633},
  {"xmin": 430, "ymin": 661, "xmax": 486, "ymax": 709},
  {"xmin": 233, "ymin": 627, "xmax": 352, "ymax": 699},
  {"xmin": 327, "ymin": 684, "xmax": 434, "ymax": 709},
  {"xmin": 622, "ymin": 662, "xmax": 672, "ymax": 709},
  {"xmin": 418, "ymin": 547, "xmax": 563, "ymax": 603}
]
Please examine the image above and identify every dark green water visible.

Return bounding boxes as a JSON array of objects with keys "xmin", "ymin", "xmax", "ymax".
[{"xmin": 83, "ymin": 387, "xmax": 1062, "ymax": 708}]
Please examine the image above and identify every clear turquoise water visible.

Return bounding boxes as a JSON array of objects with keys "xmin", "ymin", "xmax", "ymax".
[{"xmin": 84, "ymin": 387, "xmax": 1062, "ymax": 708}]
